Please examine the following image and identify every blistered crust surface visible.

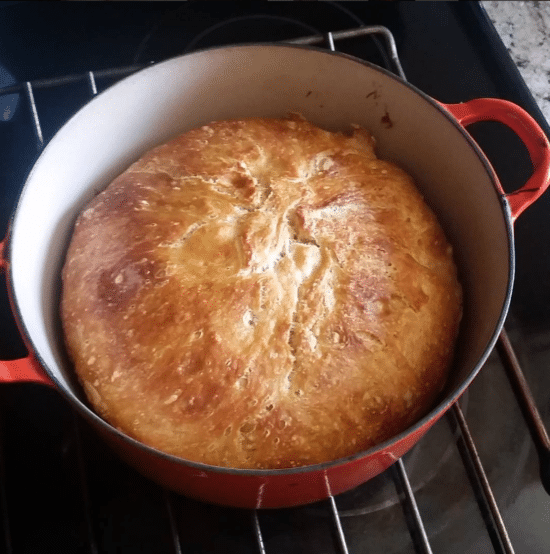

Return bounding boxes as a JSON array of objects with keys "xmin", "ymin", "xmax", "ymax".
[{"xmin": 61, "ymin": 116, "xmax": 462, "ymax": 469}]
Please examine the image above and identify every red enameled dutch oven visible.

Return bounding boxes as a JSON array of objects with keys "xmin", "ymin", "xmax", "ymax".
[{"xmin": 1, "ymin": 45, "xmax": 549, "ymax": 509}]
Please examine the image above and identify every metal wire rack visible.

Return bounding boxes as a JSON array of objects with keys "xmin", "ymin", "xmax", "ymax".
[{"xmin": 1, "ymin": 25, "xmax": 549, "ymax": 554}]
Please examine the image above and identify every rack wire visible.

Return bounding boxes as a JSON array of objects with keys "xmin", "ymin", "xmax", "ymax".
[{"xmin": 1, "ymin": 24, "xmax": 549, "ymax": 554}]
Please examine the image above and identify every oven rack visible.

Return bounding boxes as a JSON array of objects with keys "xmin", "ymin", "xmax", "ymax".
[{"xmin": 1, "ymin": 25, "xmax": 548, "ymax": 554}]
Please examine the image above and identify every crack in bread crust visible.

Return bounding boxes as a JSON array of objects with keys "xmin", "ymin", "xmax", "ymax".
[{"xmin": 61, "ymin": 115, "xmax": 462, "ymax": 469}]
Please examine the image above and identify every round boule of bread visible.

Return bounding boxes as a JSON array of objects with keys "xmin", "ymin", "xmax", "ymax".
[{"xmin": 61, "ymin": 114, "xmax": 462, "ymax": 469}]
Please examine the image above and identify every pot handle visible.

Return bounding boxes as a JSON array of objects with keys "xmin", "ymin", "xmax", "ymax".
[
  {"xmin": 441, "ymin": 98, "xmax": 550, "ymax": 221},
  {"xmin": 0, "ymin": 237, "xmax": 55, "ymax": 386}
]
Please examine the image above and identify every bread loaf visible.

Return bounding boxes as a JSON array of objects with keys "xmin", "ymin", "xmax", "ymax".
[{"xmin": 61, "ymin": 115, "xmax": 462, "ymax": 469}]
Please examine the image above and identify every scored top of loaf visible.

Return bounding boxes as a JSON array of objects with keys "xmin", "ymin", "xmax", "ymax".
[{"xmin": 61, "ymin": 114, "xmax": 462, "ymax": 469}]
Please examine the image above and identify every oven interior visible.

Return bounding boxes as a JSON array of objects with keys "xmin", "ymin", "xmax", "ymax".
[{"xmin": 1, "ymin": 3, "xmax": 549, "ymax": 553}]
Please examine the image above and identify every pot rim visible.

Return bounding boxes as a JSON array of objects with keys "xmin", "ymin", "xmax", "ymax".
[{"xmin": 6, "ymin": 42, "xmax": 515, "ymax": 476}]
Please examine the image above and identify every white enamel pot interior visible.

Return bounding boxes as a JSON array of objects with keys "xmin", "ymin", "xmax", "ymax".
[{"xmin": 6, "ymin": 44, "xmax": 517, "ymax": 501}]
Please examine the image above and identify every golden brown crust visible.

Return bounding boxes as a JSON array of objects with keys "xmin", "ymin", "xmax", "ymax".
[{"xmin": 61, "ymin": 115, "xmax": 462, "ymax": 469}]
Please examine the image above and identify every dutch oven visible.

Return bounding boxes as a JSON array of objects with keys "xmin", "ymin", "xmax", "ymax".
[{"xmin": 1, "ymin": 45, "xmax": 549, "ymax": 508}]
